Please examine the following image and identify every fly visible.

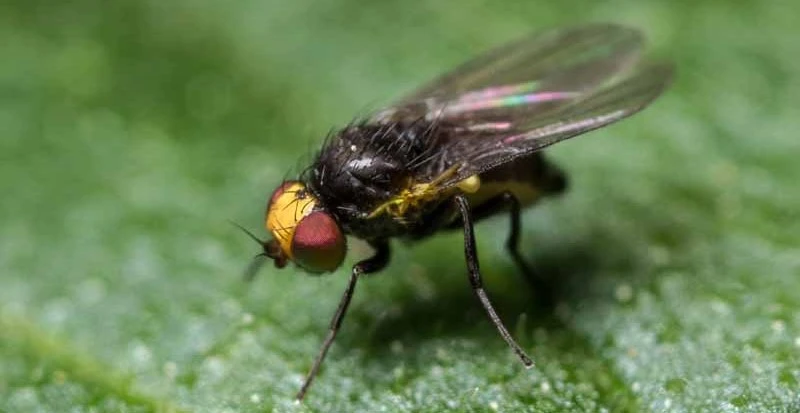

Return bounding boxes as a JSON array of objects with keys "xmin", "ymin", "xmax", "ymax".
[{"xmin": 243, "ymin": 23, "xmax": 673, "ymax": 400}]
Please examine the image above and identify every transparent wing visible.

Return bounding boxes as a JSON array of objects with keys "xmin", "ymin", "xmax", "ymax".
[
  {"xmin": 437, "ymin": 63, "xmax": 673, "ymax": 186},
  {"xmin": 404, "ymin": 23, "xmax": 643, "ymax": 101},
  {"xmin": 367, "ymin": 23, "xmax": 673, "ymax": 186},
  {"xmin": 373, "ymin": 23, "xmax": 646, "ymax": 124}
]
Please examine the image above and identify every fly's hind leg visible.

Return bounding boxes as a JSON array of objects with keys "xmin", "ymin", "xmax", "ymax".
[
  {"xmin": 471, "ymin": 191, "xmax": 553, "ymax": 306},
  {"xmin": 500, "ymin": 192, "xmax": 539, "ymax": 284},
  {"xmin": 501, "ymin": 192, "xmax": 556, "ymax": 308}
]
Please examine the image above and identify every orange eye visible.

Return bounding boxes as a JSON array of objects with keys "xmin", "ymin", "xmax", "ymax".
[
  {"xmin": 268, "ymin": 181, "xmax": 298, "ymax": 210},
  {"xmin": 291, "ymin": 211, "xmax": 346, "ymax": 273},
  {"xmin": 265, "ymin": 181, "xmax": 317, "ymax": 262}
]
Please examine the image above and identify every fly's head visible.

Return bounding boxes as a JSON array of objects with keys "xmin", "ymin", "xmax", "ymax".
[{"xmin": 262, "ymin": 181, "xmax": 347, "ymax": 274}]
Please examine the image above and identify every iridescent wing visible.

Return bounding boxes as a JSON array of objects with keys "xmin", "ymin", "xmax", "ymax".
[
  {"xmin": 437, "ymin": 62, "xmax": 673, "ymax": 183},
  {"xmin": 371, "ymin": 23, "xmax": 673, "ymax": 186}
]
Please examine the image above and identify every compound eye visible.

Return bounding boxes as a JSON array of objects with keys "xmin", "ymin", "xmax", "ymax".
[{"xmin": 291, "ymin": 211, "xmax": 346, "ymax": 273}]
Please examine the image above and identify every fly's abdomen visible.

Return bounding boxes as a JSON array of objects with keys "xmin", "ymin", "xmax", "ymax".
[{"xmin": 475, "ymin": 152, "xmax": 567, "ymax": 204}]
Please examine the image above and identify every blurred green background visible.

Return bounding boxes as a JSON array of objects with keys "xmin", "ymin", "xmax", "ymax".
[{"xmin": 1, "ymin": 0, "xmax": 799, "ymax": 412}]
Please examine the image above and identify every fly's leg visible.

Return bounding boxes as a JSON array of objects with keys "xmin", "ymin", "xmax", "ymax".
[
  {"xmin": 502, "ymin": 193, "xmax": 556, "ymax": 297},
  {"xmin": 295, "ymin": 240, "xmax": 390, "ymax": 401},
  {"xmin": 501, "ymin": 192, "xmax": 539, "ymax": 283},
  {"xmin": 453, "ymin": 194, "xmax": 534, "ymax": 367},
  {"xmin": 469, "ymin": 192, "xmax": 550, "ymax": 294},
  {"xmin": 499, "ymin": 192, "xmax": 555, "ymax": 308}
]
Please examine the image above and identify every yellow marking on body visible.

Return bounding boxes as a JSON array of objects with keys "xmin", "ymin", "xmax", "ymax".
[
  {"xmin": 457, "ymin": 175, "xmax": 481, "ymax": 194},
  {"xmin": 369, "ymin": 165, "xmax": 461, "ymax": 219},
  {"xmin": 266, "ymin": 182, "xmax": 317, "ymax": 259},
  {"xmin": 468, "ymin": 180, "xmax": 542, "ymax": 207}
]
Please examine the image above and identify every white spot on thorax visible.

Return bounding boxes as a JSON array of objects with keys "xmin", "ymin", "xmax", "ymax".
[{"xmin": 347, "ymin": 158, "xmax": 373, "ymax": 170}]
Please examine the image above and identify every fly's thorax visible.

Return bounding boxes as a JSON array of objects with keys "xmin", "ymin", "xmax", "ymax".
[
  {"xmin": 264, "ymin": 181, "xmax": 346, "ymax": 273},
  {"xmin": 305, "ymin": 120, "xmax": 446, "ymax": 239}
]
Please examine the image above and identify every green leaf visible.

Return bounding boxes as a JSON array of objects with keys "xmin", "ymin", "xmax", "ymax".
[{"xmin": 2, "ymin": 0, "xmax": 799, "ymax": 412}]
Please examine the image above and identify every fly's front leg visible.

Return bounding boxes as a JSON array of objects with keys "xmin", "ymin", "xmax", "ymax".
[{"xmin": 295, "ymin": 240, "xmax": 390, "ymax": 401}]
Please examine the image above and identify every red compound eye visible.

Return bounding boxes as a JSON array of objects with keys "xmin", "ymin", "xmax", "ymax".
[{"xmin": 291, "ymin": 211, "xmax": 346, "ymax": 273}]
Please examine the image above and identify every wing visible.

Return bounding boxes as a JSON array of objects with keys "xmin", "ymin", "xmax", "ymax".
[
  {"xmin": 369, "ymin": 23, "xmax": 673, "ymax": 186},
  {"xmin": 373, "ymin": 23, "xmax": 646, "ymax": 124},
  {"xmin": 403, "ymin": 23, "xmax": 643, "ymax": 102},
  {"xmin": 438, "ymin": 62, "xmax": 673, "ymax": 184}
]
